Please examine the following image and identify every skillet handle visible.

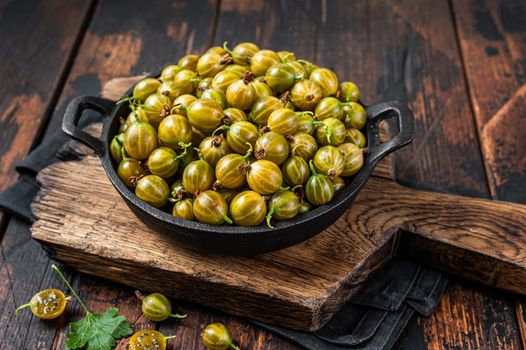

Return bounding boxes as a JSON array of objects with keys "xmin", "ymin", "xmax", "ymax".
[
  {"xmin": 365, "ymin": 101, "xmax": 415, "ymax": 163},
  {"xmin": 62, "ymin": 96, "xmax": 115, "ymax": 156}
]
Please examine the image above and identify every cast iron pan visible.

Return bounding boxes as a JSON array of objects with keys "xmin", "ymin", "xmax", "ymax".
[{"xmin": 62, "ymin": 77, "xmax": 415, "ymax": 256}]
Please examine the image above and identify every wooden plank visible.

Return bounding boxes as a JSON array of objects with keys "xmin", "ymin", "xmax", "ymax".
[
  {"xmin": 0, "ymin": 0, "xmax": 94, "ymax": 196},
  {"xmin": 450, "ymin": 1, "xmax": 526, "ymax": 348},
  {"xmin": 312, "ymin": 0, "xmax": 520, "ymax": 349},
  {"xmin": 0, "ymin": 1, "xmax": 95, "ymax": 349},
  {"xmin": 0, "ymin": 1, "xmax": 221, "ymax": 349},
  {"xmin": 452, "ymin": 0, "xmax": 526, "ymax": 204}
]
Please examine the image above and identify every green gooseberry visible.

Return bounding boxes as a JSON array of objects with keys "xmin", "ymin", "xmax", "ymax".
[
  {"xmin": 298, "ymin": 200, "xmax": 313, "ymax": 214},
  {"xmin": 288, "ymin": 132, "xmax": 318, "ymax": 161},
  {"xmin": 147, "ymin": 146, "xmax": 189, "ymax": 179},
  {"xmin": 338, "ymin": 143, "xmax": 364, "ymax": 176},
  {"xmin": 212, "ymin": 70, "xmax": 243, "ymax": 92},
  {"xmin": 142, "ymin": 93, "xmax": 172, "ymax": 127},
  {"xmin": 297, "ymin": 114, "xmax": 317, "ymax": 135},
  {"xmin": 254, "ymin": 131, "xmax": 290, "ymax": 166},
  {"xmin": 187, "ymin": 99, "xmax": 224, "ymax": 133},
  {"xmin": 135, "ymin": 175, "xmax": 170, "ymax": 208},
  {"xmin": 200, "ymin": 134, "xmax": 232, "ymax": 167},
  {"xmin": 158, "ymin": 80, "xmax": 192, "ymax": 101},
  {"xmin": 197, "ymin": 52, "xmax": 232, "ymax": 78},
  {"xmin": 310, "ymin": 68, "xmax": 339, "ymax": 97},
  {"xmin": 171, "ymin": 94, "xmax": 197, "ymax": 117},
  {"xmin": 278, "ymin": 51, "xmax": 297, "ymax": 62},
  {"xmin": 337, "ymin": 81, "xmax": 360, "ymax": 102},
  {"xmin": 266, "ymin": 190, "xmax": 300, "ymax": 227},
  {"xmin": 251, "ymin": 80, "xmax": 273, "ymax": 100},
  {"xmin": 315, "ymin": 97, "xmax": 343, "ymax": 120},
  {"xmin": 249, "ymin": 96, "xmax": 283, "ymax": 126},
  {"xmin": 110, "ymin": 133, "xmax": 125, "ymax": 163},
  {"xmin": 170, "ymin": 179, "xmax": 188, "ymax": 200},
  {"xmin": 225, "ymin": 72, "xmax": 257, "ymax": 110},
  {"xmin": 158, "ymin": 114, "xmax": 193, "ymax": 149},
  {"xmin": 223, "ymin": 108, "xmax": 247, "ymax": 124},
  {"xmin": 182, "ymin": 157, "xmax": 215, "ymax": 195},
  {"xmin": 201, "ymin": 88, "xmax": 228, "ymax": 109},
  {"xmin": 290, "ymin": 80, "xmax": 323, "ymax": 111},
  {"xmin": 342, "ymin": 102, "xmax": 367, "ymax": 130},
  {"xmin": 305, "ymin": 160, "xmax": 334, "ymax": 206},
  {"xmin": 214, "ymin": 121, "xmax": 259, "ymax": 154},
  {"xmin": 250, "ymin": 49, "xmax": 281, "ymax": 76},
  {"xmin": 286, "ymin": 61, "xmax": 309, "ymax": 80},
  {"xmin": 265, "ymin": 63, "xmax": 297, "ymax": 93},
  {"xmin": 229, "ymin": 190, "xmax": 267, "ymax": 226},
  {"xmin": 178, "ymin": 54, "xmax": 199, "ymax": 71},
  {"xmin": 246, "ymin": 159, "xmax": 283, "ymax": 195},
  {"xmin": 282, "ymin": 156, "xmax": 310, "ymax": 186},
  {"xmin": 201, "ymin": 323, "xmax": 240, "ymax": 350},
  {"xmin": 193, "ymin": 191, "xmax": 232, "ymax": 225},
  {"xmin": 160, "ymin": 65, "xmax": 182, "ymax": 82},
  {"xmin": 117, "ymin": 159, "xmax": 146, "ymax": 188},
  {"xmin": 172, "ymin": 198, "xmax": 195, "ymax": 220},
  {"xmin": 133, "ymin": 78, "xmax": 161, "ymax": 102},
  {"xmin": 345, "ymin": 128, "xmax": 367, "ymax": 148},
  {"xmin": 214, "ymin": 145, "xmax": 252, "ymax": 189},
  {"xmin": 224, "ymin": 41, "xmax": 260, "ymax": 65},
  {"xmin": 315, "ymin": 117, "xmax": 347, "ymax": 146},
  {"xmin": 137, "ymin": 291, "xmax": 186, "ymax": 321},
  {"xmin": 124, "ymin": 121, "xmax": 158, "ymax": 160},
  {"xmin": 313, "ymin": 145, "xmax": 345, "ymax": 180}
]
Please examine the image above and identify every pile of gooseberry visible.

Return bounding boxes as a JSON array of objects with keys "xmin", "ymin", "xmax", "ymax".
[{"xmin": 113, "ymin": 42, "xmax": 366, "ymax": 227}]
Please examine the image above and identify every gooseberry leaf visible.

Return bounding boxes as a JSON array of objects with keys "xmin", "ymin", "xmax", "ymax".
[{"xmin": 65, "ymin": 307, "xmax": 132, "ymax": 350}]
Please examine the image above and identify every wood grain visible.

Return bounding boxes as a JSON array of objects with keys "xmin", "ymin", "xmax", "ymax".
[
  {"xmin": 0, "ymin": 1, "xmax": 223, "ymax": 349},
  {"xmin": 451, "ymin": 1, "xmax": 526, "ymax": 348},
  {"xmin": 30, "ymin": 149, "xmax": 526, "ymax": 331},
  {"xmin": 311, "ymin": 1, "xmax": 521, "ymax": 348},
  {"xmin": 0, "ymin": 0, "xmax": 95, "ymax": 234},
  {"xmin": 0, "ymin": 1, "xmax": 95, "ymax": 349},
  {"xmin": 452, "ymin": 0, "xmax": 526, "ymax": 204}
]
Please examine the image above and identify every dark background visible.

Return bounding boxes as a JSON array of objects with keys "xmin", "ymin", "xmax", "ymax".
[{"xmin": 0, "ymin": 0, "xmax": 525, "ymax": 349}]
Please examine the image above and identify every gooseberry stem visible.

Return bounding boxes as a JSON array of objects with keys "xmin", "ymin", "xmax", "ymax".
[
  {"xmin": 222, "ymin": 41, "xmax": 233, "ymax": 55},
  {"xmin": 212, "ymin": 124, "xmax": 230, "ymax": 137},
  {"xmin": 15, "ymin": 303, "xmax": 31, "ymax": 316},
  {"xmin": 171, "ymin": 103, "xmax": 188, "ymax": 114},
  {"xmin": 309, "ymin": 160, "xmax": 318, "ymax": 176},
  {"xmin": 342, "ymin": 102, "xmax": 356, "ymax": 110},
  {"xmin": 296, "ymin": 111, "xmax": 313, "ymax": 116},
  {"xmin": 193, "ymin": 147, "xmax": 205, "ymax": 161},
  {"xmin": 175, "ymin": 142, "xmax": 192, "ymax": 160},
  {"xmin": 266, "ymin": 207, "xmax": 276, "ymax": 229},
  {"xmin": 170, "ymin": 313, "xmax": 187, "ymax": 319},
  {"xmin": 224, "ymin": 215, "xmax": 233, "ymax": 225},
  {"xmin": 164, "ymin": 335, "xmax": 177, "ymax": 340},
  {"xmin": 280, "ymin": 52, "xmax": 293, "ymax": 63},
  {"xmin": 243, "ymin": 143, "xmax": 253, "ymax": 160},
  {"xmin": 229, "ymin": 343, "xmax": 241, "ymax": 350},
  {"xmin": 52, "ymin": 264, "xmax": 91, "ymax": 315}
]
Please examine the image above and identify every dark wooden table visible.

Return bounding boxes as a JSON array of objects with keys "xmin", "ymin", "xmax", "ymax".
[{"xmin": 1, "ymin": 0, "xmax": 525, "ymax": 349}]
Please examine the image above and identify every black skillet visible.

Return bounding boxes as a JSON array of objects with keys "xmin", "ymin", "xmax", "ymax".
[{"xmin": 62, "ymin": 76, "xmax": 415, "ymax": 256}]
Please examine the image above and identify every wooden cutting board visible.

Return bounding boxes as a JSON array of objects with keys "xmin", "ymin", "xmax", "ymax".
[{"xmin": 30, "ymin": 77, "xmax": 526, "ymax": 331}]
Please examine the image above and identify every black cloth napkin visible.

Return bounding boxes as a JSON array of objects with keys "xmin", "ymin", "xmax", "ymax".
[{"xmin": 0, "ymin": 115, "xmax": 447, "ymax": 350}]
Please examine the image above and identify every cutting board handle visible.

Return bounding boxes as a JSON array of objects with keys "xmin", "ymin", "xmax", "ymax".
[{"xmin": 356, "ymin": 178, "xmax": 526, "ymax": 294}]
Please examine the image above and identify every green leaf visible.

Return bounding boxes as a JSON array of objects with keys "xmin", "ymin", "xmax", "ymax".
[{"xmin": 65, "ymin": 307, "xmax": 132, "ymax": 350}]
